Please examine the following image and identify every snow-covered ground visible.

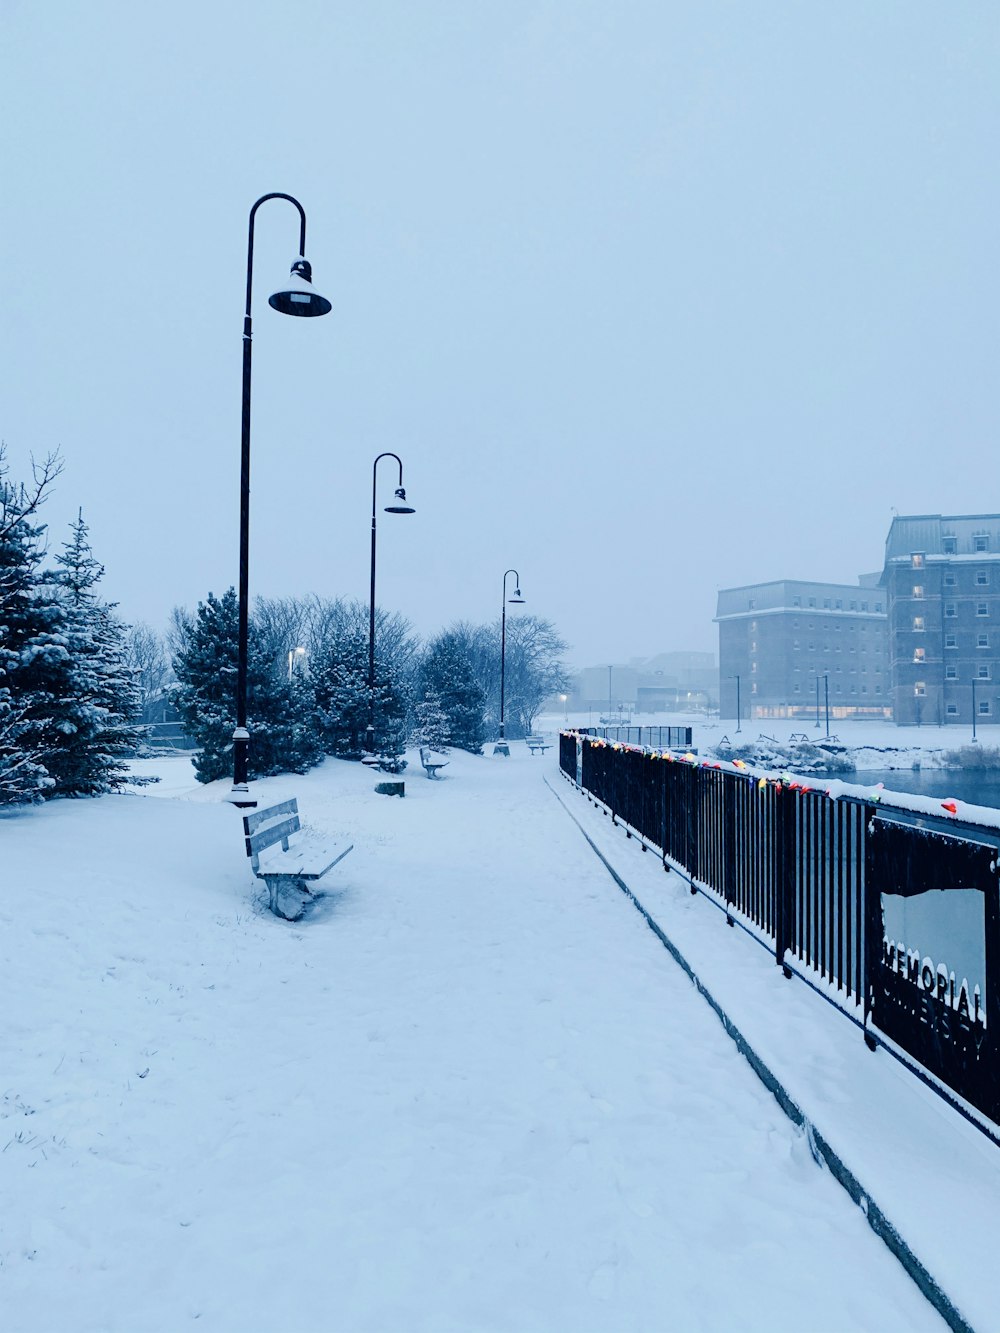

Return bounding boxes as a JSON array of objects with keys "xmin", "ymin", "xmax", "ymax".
[{"xmin": 3, "ymin": 742, "xmax": 993, "ymax": 1331}]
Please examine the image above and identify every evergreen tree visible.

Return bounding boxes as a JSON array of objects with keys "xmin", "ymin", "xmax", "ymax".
[
  {"xmin": 417, "ymin": 632, "xmax": 486, "ymax": 753},
  {"xmin": 0, "ymin": 447, "xmax": 63, "ymax": 802},
  {"xmin": 409, "ymin": 690, "xmax": 450, "ymax": 751},
  {"xmin": 43, "ymin": 512, "xmax": 143, "ymax": 795},
  {"xmin": 172, "ymin": 589, "xmax": 324, "ymax": 782},
  {"xmin": 313, "ymin": 630, "xmax": 370, "ymax": 759}
]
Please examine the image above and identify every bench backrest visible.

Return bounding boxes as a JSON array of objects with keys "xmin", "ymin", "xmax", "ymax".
[
  {"xmin": 243, "ymin": 798, "xmax": 300, "ymax": 872},
  {"xmin": 420, "ymin": 747, "xmax": 446, "ymax": 764}
]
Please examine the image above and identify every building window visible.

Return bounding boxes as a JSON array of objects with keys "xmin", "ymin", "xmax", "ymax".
[
  {"xmin": 835, "ymin": 599, "xmax": 842, "ymax": 609},
  {"xmin": 823, "ymin": 598, "xmax": 830, "ymax": 608},
  {"xmin": 946, "ymin": 703, "xmax": 959, "ymax": 716},
  {"xmin": 978, "ymin": 665, "xmax": 991, "ymax": 680},
  {"xmin": 977, "ymin": 570, "xmax": 990, "ymax": 586},
  {"xmin": 750, "ymin": 641, "xmax": 757, "ymax": 652},
  {"xmin": 792, "ymin": 596, "xmax": 801, "ymax": 607},
  {"xmin": 945, "ymin": 602, "xmax": 957, "ymax": 618},
  {"xmin": 912, "ymin": 617, "xmax": 924, "ymax": 631},
  {"xmin": 861, "ymin": 685, "xmax": 867, "ymax": 694},
  {"xmin": 875, "ymin": 603, "xmax": 883, "ymax": 612},
  {"xmin": 793, "ymin": 640, "xmax": 800, "ymax": 651},
  {"xmin": 979, "ymin": 699, "xmax": 991, "ymax": 716},
  {"xmin": 748, "ymin": 599, "xmax": 755, "ymax": 610},
  {"xmin": 945, "ymin": 664, "xmax": 958, "ymax": 680},
  {"xmin": 750, "ymin": 662, "xmax": 757, "ymax": 673},
  {"xmin": 913, "ymin": 647, "xmax": 926, "ymax": 663},
  {"xmin": 875, "ymin": 685, "xmax": 882, "ymax": 694},
  {"xmin": 750, "ymin": 620, "xmax": 757, "ymax": 631},
  {"xmin": 751, "ymin": 682, "xmax": 757, "ymax": 694},
  {"xmin": 978, "ymin": 602, "xmax": 990, "ymax": 617},
  {"xmin": 861, "ymin": 602, "xmax": 869, "ymax": 612},
  {"xmin": 975, "ymin": 535, "xmax": 990, "ymax": 553},
  {"xmin": 978, "ymin": 634, "xmax": 990, "ymax": 648},
  {"xmin": 915, "ymin": 682, "xmax": 926, "ymax": 696},
  {"xmin": 944, "ymin": 572, "xmax": 957, "ymax": 587},
  {"xmin": 849, "ymin": 600, "xmax": 857, "ymax": 610},
  {"xmin": 808, "ymin": 642, "xmax": 815, "ymax": 651},
  {"xmin": 945, "ymin": 634, "xmax": 957, "ymax": 648},
  {"xmin": 911, "ymin": 553, "xmax": 924, "ymax": 568},
  {"xmin": 808, "ymin": 598, "xmax": 816, "ymax": 607},
  {"xmin": 912, "ymin": 585, "xmax": 924, "ymax": 598},
  {"xmin": 943, "ymin": 536, "xmax": 958, "ymax": 554},
  {"xmin": 793, "ymin": 684, "xmax": 800, "ymax": 693}
]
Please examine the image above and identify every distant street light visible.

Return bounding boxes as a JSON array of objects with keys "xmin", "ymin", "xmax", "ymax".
[
  {"xmin": 287, "ymin": 646, "xmax": 306, "ymax": 680},
  {"xmin": 494, "ymin": 570, "xmax": 525, "ymax": 756},
  {"xmin": 365, "ymin": 452, "xmax": 414, "ymax": 757},
  {"xmin": 229, "ymin": 193, "xmax": 330, "ymax": 808},
  {"xmin": 732, "ymin": 674, "xmax": 742, "ymax": 734},
  {"xmin": 560, "ymin": 693, "xmax": 568, "ymax": 725}
]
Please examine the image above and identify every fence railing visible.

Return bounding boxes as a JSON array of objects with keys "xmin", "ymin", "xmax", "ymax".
[
  {"xmin": 559, "ymin": 731, "xmax": 1000, "ymax": 1137},
  {"xmin": 582, "ymin": 725, "xmax": 693, "ymax": 750}
]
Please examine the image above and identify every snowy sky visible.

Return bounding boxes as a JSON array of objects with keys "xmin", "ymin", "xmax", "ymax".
[{"xmin": 2, "ymin": 2, "xmax": 998, "ymax": 669}]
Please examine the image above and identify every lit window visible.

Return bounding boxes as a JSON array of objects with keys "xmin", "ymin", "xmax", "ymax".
[
  {"xmin": 912, "ymin": 585, "xmax": 924, "ymax": 598},
  {"xmin": 912, "ymin": 617, "xmax": 924, "ymax": 632},
  {"xmin": 978, "ymin": 634, "xmax": 990, "ymax": 648},
  {"xmin": 975, "ymin": 535, "xmax": 990, "ymax": 553},
  {"xmin": 978, "ymin": 665, "xmax": 991, "ymax": 680},
  {"xmin": 978, "ymin": 603, "xmax": 989, "ymax": 617},
  {"xmin": 913, "ymin": 647, "xmax": 926, "ymax": 663},
  {"xmin": 915, "ymin": 682, "xmax": 927, "ymax": 697},
  {"xmin": 945, "ymin": 664, "xmax": 958, "ymax": 680},
  {"xmin": 977, "ymin": 570, "xmax": 990, "ymax": 586},
  {"xmin": 945, "ymin": 602, "xmax": 957, "ymax": 618},
  {"xmin": 912, "ymin": 554, "xmax": 924, "ymax": 568}
]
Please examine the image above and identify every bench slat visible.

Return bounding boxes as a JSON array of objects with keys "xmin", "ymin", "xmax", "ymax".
[
  {"xmin": 246, "ymin": 814, "xmax": 301, "ymax": 860},
  {"xmin": 243, "ymin": 799, "xmax": 299, "ymax": 837}
]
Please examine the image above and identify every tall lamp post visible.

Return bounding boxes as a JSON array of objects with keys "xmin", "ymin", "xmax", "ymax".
[
  {"xmin": 732, "ymin": 674, "xmax": 742, "ymax": 734},
  {"xmin": 365, "ymin": 452, "xmax": 414, "ymax": 757},
  {"xmin": 229, "ymin": 193, "xmax": 331, "ymax": 807},
  {"xmin": 972, "ymin": 677, "xmax": 978, "ymax": 742},
  {"xmin": 494, "ymin": 569, "xmax": 525, "ymax": 756}
]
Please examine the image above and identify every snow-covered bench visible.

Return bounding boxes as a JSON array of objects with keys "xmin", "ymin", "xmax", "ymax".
[
  {"xmin": 526, "ymin": 737, "xmax": 551, "ymax": 755},
  {"xmin": 419, "ymin": 747, "xmax": 448, "ymax": 779},
  {"xmin": 242, "ymin": 798, "xmax": 353, "ymax": 919}
]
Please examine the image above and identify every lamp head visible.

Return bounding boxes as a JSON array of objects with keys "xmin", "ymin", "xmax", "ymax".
[
  {"xmin": 268, "ymin": 257, "xmax": 332, "ymax": 317},
  {"xmin": 508, "ymin": 589, "xmax": 525, "ymax": 604},
  {"xmin": 384, "ymin": 486, "xmax": 415, "ymax": 515}
]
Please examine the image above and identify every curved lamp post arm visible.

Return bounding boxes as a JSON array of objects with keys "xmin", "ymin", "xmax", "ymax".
[
  {"xmin": 367, "ymin": 453, "xmax": 407, "ymax": 752},
  {"xmin": 232, "ymin": 193, "xmax": 310, "ymax": 799}
]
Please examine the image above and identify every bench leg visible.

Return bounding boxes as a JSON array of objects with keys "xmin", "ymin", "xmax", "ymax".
[{"xmin": 264, "ymin": 876, "xmax": 308, "ymax": 920}]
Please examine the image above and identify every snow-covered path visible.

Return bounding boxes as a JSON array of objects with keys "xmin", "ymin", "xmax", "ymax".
[{"xmin": 3, "ymin": 751, "xmax": 947, "ymax": 1331}]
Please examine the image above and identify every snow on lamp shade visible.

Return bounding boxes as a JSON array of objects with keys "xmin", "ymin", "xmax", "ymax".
[
  {"xmin": 508, "ymin": 589, "xmax": 525, "ymax": 604},
  {"xmin": 268, "ymin": 257, "xmax": 332, "ymax": 317}
]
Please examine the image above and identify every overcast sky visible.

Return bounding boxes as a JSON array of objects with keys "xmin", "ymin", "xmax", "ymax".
[{"xmin": 2, "ymin": 2, "xmax": 998, "ymax": 669}]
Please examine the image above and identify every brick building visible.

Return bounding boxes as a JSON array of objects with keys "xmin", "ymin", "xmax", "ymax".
[{"xmin": 715, "ymin": 579, "xmax": 891, "ymax": 722}]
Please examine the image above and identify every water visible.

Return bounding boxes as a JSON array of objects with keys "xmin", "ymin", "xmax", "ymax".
[{"xmin": 860, "ymin": 767, "xmax": 1000, "ymax": 811}]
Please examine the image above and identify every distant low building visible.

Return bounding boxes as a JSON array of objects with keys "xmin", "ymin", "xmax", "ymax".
[
  {"xmin": 715, "ymin": 579, "xmax": 891, "ymax": 722},
  {"xmin": 571, "ymin": 651, "xmax": 717, "ymax": 716},
  {"xmin": 882, "ymin": 514, "xmax": 1000, "ymax": 726}
]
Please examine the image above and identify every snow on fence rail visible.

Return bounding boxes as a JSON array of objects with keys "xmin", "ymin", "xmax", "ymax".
[{"xmin": 559, "ymin": 730, "xmax": 1000, "ymax": 1140}]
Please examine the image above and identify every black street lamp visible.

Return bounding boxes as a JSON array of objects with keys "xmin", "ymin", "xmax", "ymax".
[
  {"xmin": 494, "ymin": 569, "xmax": 525, "ymax": 756},
  {"xmin": 972, "ymin": 676, "xmax": 978, "ymax": 742},
  {"xmin": 229, "ymin": 193, "xmax": 331, "ymax": 807},
  {"xmin": 365, "ymin": 452, "xmax": 414, "ymax": 757},
  {"xmin": 824, "ymin": 672, "xmax": 830, "ymax": 739},
  {"xmin": 732, "ymin": 673, "xmax": 742, "ymax": 733}
]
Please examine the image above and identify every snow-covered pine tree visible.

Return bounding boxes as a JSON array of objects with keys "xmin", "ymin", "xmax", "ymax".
[
  {"xmin": 172, "ymin": 589, "xmax": 325, "ymax": 782},
  {"xmin": 0, "ymin": 447, "xmax": 63, "ymax": 803},
  {"xmin": 44, "ymin": 511, "xmax": 143, "ymax": 795},
  {"xmin": 312, "ymin": 630, "xmax": 371, "ymax": 759},
  {"xmin": 409, "ymin": 689, "xmax": 451, "ymax": 751},
  {"xmin": 417, "ymin": 631, "xmax": 487, "ymax": 753}
]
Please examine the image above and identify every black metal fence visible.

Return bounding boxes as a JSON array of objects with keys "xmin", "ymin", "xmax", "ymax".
[{"xmin": 559, "ymin": 731, "xmax": 1000, "ymax": 1135}]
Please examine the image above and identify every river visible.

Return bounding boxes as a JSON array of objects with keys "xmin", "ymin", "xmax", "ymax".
[{"xmin": 858, "ymin": 767, "xmax": 1000, "ymax": 811}]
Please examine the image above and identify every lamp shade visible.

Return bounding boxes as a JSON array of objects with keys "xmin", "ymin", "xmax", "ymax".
[
  {"xmin": 508, "ymin": 589, "xmax": 525, "ymax": 604},
  {"xmin": 269, "ymin": 257, "xmax": 332, "ymax": 317},
  {"xmin": 384, "ymin": 486, "xmax": 415, "ymax": 515}
]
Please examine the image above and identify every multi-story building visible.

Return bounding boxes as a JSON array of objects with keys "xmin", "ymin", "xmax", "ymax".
[
  {"xmin": 715, "ymin": 579, "xmax": 891, "ymax": 722},
  {"xmin": 882, "ymin": 514, "xmax": 1000, "ymax": 726}
]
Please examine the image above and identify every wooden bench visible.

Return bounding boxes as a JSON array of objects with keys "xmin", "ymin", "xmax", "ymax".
[
  {"xmin": 242, "ymin": 798, "xmax": 353, "ymax": 919},
  {"xmin": 526, "ymin": 738, "xmax": 551, "ymax": 755},
  {"xmin": 419, "ymin": 747, "xmax": 449, "ymax": 779}
]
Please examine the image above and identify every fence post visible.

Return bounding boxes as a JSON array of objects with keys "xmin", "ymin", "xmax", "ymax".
[
  {"xmin": 862, "ymin": 808, "xmax": 880, "ymax": 1051},
  {"xmin": 985, "ymin": 867, "xmax": 1000, "ymax": 1122},
  {"xmin": 775, "ymin": 784, "xmax": 795, "ymax": 977}
]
